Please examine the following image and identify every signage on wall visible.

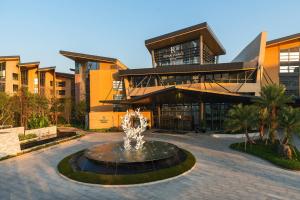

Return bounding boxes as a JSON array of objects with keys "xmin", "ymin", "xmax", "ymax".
[
  {"xmin": 99, "ymin": 116, "xmax": 109, "ymax": 123},
  {"xmin": 162, "ymin": 46, "xmax": 184, "ymax": 59}
]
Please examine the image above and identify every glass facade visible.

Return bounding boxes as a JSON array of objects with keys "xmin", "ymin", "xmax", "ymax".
[
  {"xmin": 156, "ymin": 103, "xmax": 230, "ymax": 131},
  {"xmin": 154, "ymin": 39, "xmax": 200, "ymax": 66},
  {"xmin": 129, "ymin": 70, "xmax": 256, "ymax": 88},
  {"xmin": 279, "ymin": 47, "xmax": 300, "ymax": 96}
]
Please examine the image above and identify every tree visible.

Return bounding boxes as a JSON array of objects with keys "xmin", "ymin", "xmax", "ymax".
[
  {"xmin": 278, "ymin": 106, "xmax": 300, "ymax": 159},
  {"xmin": 256, "ymin": 106, "xmax": 269, "ymax": 140},
  {"xmin": 0, "ymin": 92, "xmax": 14, "ymax": 126},
  {"xmin": 225, "ymin": 104, "xmax": 258, "ymax": 150},
  {"xmin": 71, "ymin": 100, "xmax": 86, "ymax": 128},
  {"xmin": 256, "ymin": 84, "xmax": 292, "ymax": 144}
]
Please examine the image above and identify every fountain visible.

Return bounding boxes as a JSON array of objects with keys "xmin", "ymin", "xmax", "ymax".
[
  {"xmin": 70, "ymin": 109, "xmax": 185, "ymax": 174},
  {"xmin": 58, "ymin": 109, "xmax": 195, "ymax": 184}
]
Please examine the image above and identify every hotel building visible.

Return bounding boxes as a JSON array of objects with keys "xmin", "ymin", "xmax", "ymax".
[
  {"xmin": 0, "ymin": 56, "xmax": 74, "ymax": 122},
  {"xmin": 60, "ymin": 22, "xmax": 299, "ymax": 131}
]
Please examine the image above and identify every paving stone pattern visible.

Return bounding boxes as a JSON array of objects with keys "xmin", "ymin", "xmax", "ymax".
[{"xmin": 0, "ymin": 131, "xmax": 300, "ymax": 200}]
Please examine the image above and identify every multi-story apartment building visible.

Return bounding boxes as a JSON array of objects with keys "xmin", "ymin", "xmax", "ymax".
[
  {"xmin": 0, "ymin": 56, "xmax": 74, "ymax": 122},
  {"xmin": 61, "ymin": 22, "xmax": 299, "ymax": 131}
]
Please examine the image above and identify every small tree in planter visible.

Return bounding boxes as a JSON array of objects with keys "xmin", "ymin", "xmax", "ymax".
[{"xmin": 225, "ymin": 104, "xmax": 258, "ymax": 150}]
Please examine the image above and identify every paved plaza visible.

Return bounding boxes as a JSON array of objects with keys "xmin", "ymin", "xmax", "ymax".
[{"xmin": 0, "ymin": 131, "xmax": 300, "ymax": 200}]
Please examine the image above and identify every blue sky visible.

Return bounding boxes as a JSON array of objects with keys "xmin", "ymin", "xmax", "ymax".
[{"xmin": 0, "ymin": 0, "xmax": 299, "ymax": 72}]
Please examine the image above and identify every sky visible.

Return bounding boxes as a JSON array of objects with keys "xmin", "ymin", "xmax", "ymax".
[{"xmin": 0, "ymin": 0, "xmax": 300, "ymax": 73}]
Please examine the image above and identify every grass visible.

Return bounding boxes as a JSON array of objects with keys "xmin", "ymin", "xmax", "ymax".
[
  {"xmin": 18, "ymin": 133, "xmax": 37, "ymax": 141},
  {"xmin": 57, "ymin": 149, "xmax": 196, "ymax": 185},
  {"xmin": 230, "ymin": 140, "xmax": 300, "ymax": 170}
]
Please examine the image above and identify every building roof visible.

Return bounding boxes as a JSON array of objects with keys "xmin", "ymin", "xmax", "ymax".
[
  {"xmin": 60, "ymin": 50, "xmax": 117, "ymax": 63},
  {"xmin": 267, "ymin": 32, "xmax": 300, "ymax": 46},
  {"xmin": 38, "ymin": 66, "xmax": 56, "ymax": 71},
  {"xmin": 18, "ymin": 62, "xmax": 40, "ymax": 67},
  {"xmin": 118, "ymin": 61, "xmax": 257, "ymax": 77},
  {"xmin": 145, "ymin": 22, "xmax": 226, "ymax": 55},
  {"xmin": 55, "ymin": 72, "xmax": 74, "ymax": 79},
  {"xmin": 0, "ymin": 55, "xmax": 20, "ymax": 60}
]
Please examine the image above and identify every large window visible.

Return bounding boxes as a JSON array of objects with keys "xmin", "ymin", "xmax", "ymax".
[
  {"xmin": 40, "ymin": 72, "xmax": 45, "ymax": 86},
  {"xmin": 21, "ymin": 70, "xmax": 28, "ymax": 85},
  {"xmin": 279, "ymin": 47, "xmax": 300, "ymax": 73},
  {"xmin": 129, "ymin": 70, "xmax": 256, "ymax": 88},
  {"xmin": 279, "ymin": 47, "xmax": 300, "ymax": 96},
  {"xmin": 113, "ymin": 80, "xmax": 124, "ymax": 91},
  {"xmin": 0, "ymin": 62, "xmax": 6, "ymax": 80},
  {"xmin": 154, "ymin": 39, "xmax": 200, "ymax": 67}
]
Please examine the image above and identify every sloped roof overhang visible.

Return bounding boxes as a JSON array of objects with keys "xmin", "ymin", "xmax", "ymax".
[
  {"xmin": 59, "ymin": 50, "xmax": 117, "ymax": 63},
  {"xmin": 100, "ymin": 86, "xmax": 257, "ymax": 105},
  {"xmin": 145, "ymin": 22, "xmax": 226, "ymax": 55}
]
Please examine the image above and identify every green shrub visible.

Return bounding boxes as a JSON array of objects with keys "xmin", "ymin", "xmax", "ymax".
[
  {"xmin": 27, "ymin": 115, "xmax": 49, "ymax": 129},
  {"xmin": 18, "ymin": 133, "xmax": 37, "ymax": 141},
  {"xmin": 230, "ymin": 140, "xmax": 300, "ymax": 170}
]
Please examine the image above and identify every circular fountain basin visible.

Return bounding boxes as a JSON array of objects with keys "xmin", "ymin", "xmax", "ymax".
[{"xmin": 74, "ymin": 141, "xmax": 186, "ymax": 175}]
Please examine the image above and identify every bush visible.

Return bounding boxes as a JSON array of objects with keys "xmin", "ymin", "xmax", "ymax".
[
  {"xmin": 18, "ymin": 133, "xmax": 37, "ymax": 141},
  {"xmin": 230, "ymin": 140, "xmax": 300, "ymax": 170},
  {"xmin": 27, "ymin": 115, "xmax": 49, "ymax": 129}
]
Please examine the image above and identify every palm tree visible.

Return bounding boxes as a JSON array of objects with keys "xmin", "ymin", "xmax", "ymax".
[
  {"xmin": 278, "ymin": 106, "xmax": 300, "ymax": 159},
  {"xmin": 256, "ymin": 84, "xmax": 292, "ymax": 144},
  {"xmin": 279, "ymin": 106, "xmax": 300, "ymax": 145},
  {"xmin": 225, "ymin": 104, "xmax": 258, "ymax": 150},
  {"xmin": 255, "ymin": 105, "xmax": 269, "ymax": 140}
]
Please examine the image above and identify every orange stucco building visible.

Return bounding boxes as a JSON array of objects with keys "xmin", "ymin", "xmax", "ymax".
[
  {"xmin": 60, "ymin": 22, "xmax": 300, "ymax": 131},
  {"xmin": 0, "ymin": 56, "xmax": 74, "ymax": 122}
]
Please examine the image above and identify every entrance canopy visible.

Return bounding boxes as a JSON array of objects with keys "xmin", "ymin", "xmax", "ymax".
[{"xmin": 100, "ymin": 86, "xmax": 257, "ymax": 106}]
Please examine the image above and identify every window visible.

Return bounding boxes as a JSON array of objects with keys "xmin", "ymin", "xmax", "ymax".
[
  {"xmin": 280, "ymin": 47, "xmax": 300, "ymax": 74},
  {"xmin": 57, "ymin": 90, "xmax": 65, "ymax": 95},
  {"xmin": 87, "ymin": 62, "xmax": 99, "ymax": 71},
  {"xmin": 75, "ymin": 62, "xmax": 82, "ymax": 74},
  {"xmin": 0, "ymin": 62, "xmax": 6, "ymax": 80},
  {"xmin": 13, "ymin": 85, "xmax": 18, "ymax": 92},
  {"xmin": 34, "ymin": 78, "xmax": 38, "ymax": 85},
  {"xmin": 154, "ymin": 39, "xmax": 200, "ymax": 67},
  {"xmin": 21, "ymin": 70, "xmax": 28, "ymax": 85},
  {"xmin": 50, "ymin": 81, "xmax": 53, "ymax": 86},
  {"xmin": 57, "ymin": 81, "xmax": 66, "ymax": 87},
  {"xmin": 0, "ymin": 83, "xmax": 5, "ymax": 92},
  {"xmin": 12, "ymin": 73, "xmax": 18, "ymax": 80},
  {"xmin": 113, "ymin": 80, "xmax": 123, "ymax": 91},
  {"xmin": 113, "ymin": 94, "xmax": 124, "ymax": 100},
  {"xmin": 39, "ymin": 72, "xmax": 45, "ymax": 86},
  {"xmin": 34, "ymin": 87, "xmax": 38, "ymax": 94}
]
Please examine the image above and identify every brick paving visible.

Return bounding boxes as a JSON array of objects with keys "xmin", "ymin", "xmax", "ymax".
[{"xmin": 0, "ymin": 131, "xmax": 300, "ymax": 200}]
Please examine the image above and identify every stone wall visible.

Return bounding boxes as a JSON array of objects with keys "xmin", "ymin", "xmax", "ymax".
[
  {"xmin": 25, "ymin": 126, "xmax": 57, "ymax": 138},
  {"xmin": 0, "ymin": 127, "xmax": 23, "ymax": 158}
]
